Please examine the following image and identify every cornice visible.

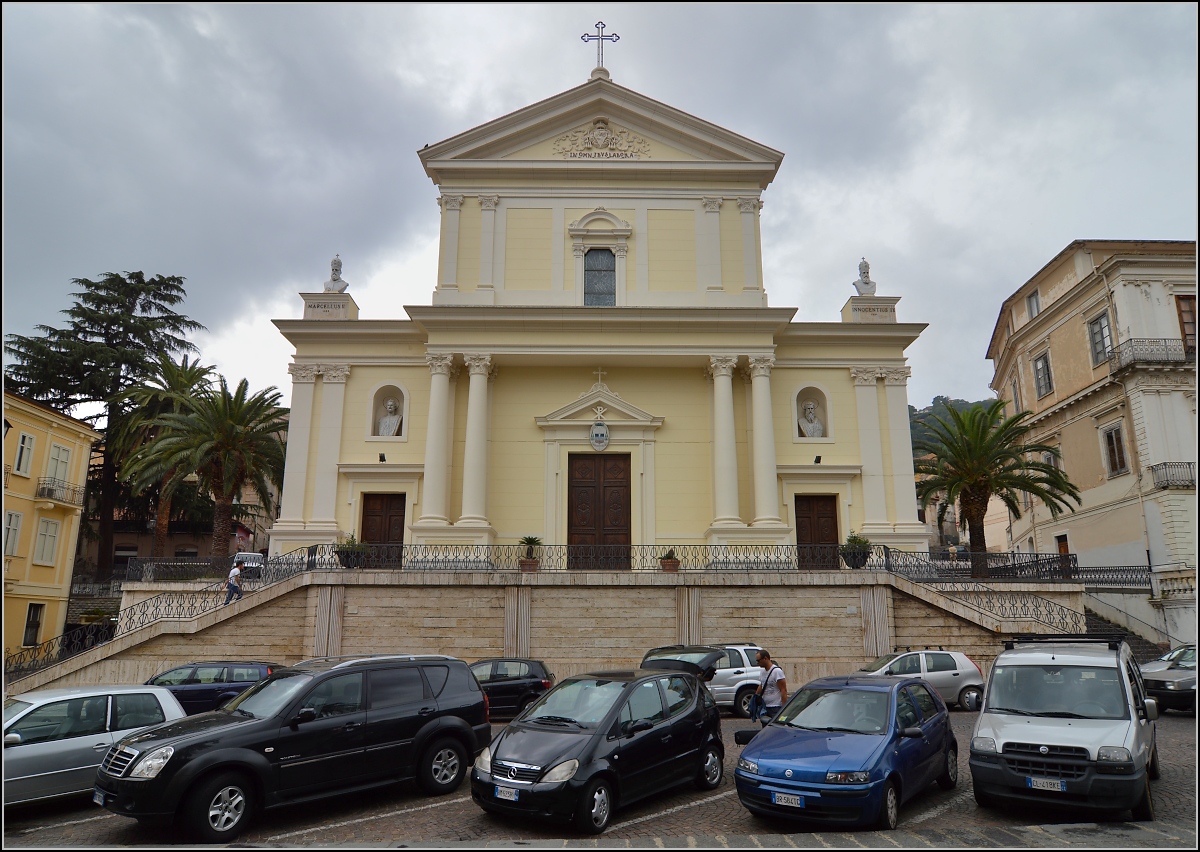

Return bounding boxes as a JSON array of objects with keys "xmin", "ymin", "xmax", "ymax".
[
  {"xmin": 272, "ymin": 319, "xmax": 425, "ymax": 346},
  {"xmin": 403, "ymin": 305, "xmax": 798, "ymax": 335}
]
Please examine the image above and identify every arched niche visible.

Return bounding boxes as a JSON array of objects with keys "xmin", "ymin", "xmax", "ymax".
[
  {"xmin": 367, "ymin": 383, "xmax": 409, "ymax": 441},
  {"xmin": 794, "ymin": 386, "xmax": 833, "ymax": 441}
]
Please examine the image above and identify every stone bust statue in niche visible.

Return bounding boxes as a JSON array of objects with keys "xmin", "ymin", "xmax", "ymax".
[
  {"xmin": 376, "ymin": 397, "xmax": 401, "ymax": 436},
  {"xmin": 798, "ymin": 399, "xmax": 825, "ymax": 438}
]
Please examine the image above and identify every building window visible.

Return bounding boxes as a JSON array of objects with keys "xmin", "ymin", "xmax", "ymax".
[
  {"xmin": 33, "ymin": 519, "xmax": 60, "ymax": 565},
  {"xmin": 23, "ymin": 603, "xmax": 45, "ymax": 647},
  {"xmin": 113, "ymin": 545, "xmax": 139, "ymax": 574},
  {"xmin": 1102, "ymin": 423, "xmax": 1129, "ymax": 477},
  {"xmin": 174, "ymin": 547, "xmax": 198, "ymax": 558},
  {"xmin": 1042, "ymin": 451, "xmax": 1059, "ymax": 470},
  {"xmin": 1178, "ymin": 295, "xmax": 1196, "ymax": 353},
  {"xmin": 1087, "ymin": 312, "xmax": 1113, "ymax": 366},
  {"xmin": 1010, "ymin": 378, "xmax": 1021, "ymax": 414},
  {"xmin": 1033, "ymin": 353, "xmax": 1054, "ymax": 398},
  {"xmin": 14, "ymin": 433, "xmax": 35, "ymax": 475},
  {"xmin": 4, "ymin": 512, "xmax": 22, "ymax": 556},
  {"xmin": 46, "ymin": 444, "xmax": 71, "ymax": 482},
  {"xmin": 1026, "ymin": 291, "xmax": 1041, "ymax": 319},
  {"xmin": 583, "ymin": 249, "xmax": 616, "ymax": 307}
]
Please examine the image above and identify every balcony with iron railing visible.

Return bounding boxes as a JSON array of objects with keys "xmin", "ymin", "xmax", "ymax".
[
  {"xmin": 1149, "ymin": 461, "xmax": 1195, "ymax": 490},
  {"xmin": 35, "ymin": 478, "xmax": 86, "ymax": 507},
  {"xmin": 4, "ymin": 464, "xmax": 9, "ymax": 488},
  {"xmin": 1107, "ymin": 338, "xmax": 1195, "ymax": 374}
]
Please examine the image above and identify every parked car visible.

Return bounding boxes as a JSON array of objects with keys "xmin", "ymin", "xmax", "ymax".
[
  {"xmin": 471, "ymin": 649, "xmax": 725, "ymax": 833},
  {"xmin": 857, "ymin": 648, "xmax": 985, "ymax": 709},
  {"xmin": 145, "ymin": 660, "xmax": 282, "ymax": 715},
  {"xmin": 469, "ymin": 658, "xmax": 555, "ymax": 718},
  {"xmin": 732, "ymin": 674, "xmax": 957, "ymax": 829},
  {"xmin": 3, "ymin": 685, "xmax": 186, "ymax": 805},
  {"xmin": 642, "ymin": 643, "xmax": 763, "ymax": 717},
  {"xmin": 969, "ymin": 636, "xmax": 1159, "ymax": 820},
  {"xmin": 95, "ymin": 654, "xmax": 491, "ymax": 841},
  {"xmin": 1140, "ymin": 645, "xmax": 1196, "ymax": 712},
  {"xmin": 1140, "ymin": 643, "xmax": 1195, "ymax": 674},
  {"xmin": 232, "ymin": 552, "xmax": 265, "ymax": 580}
]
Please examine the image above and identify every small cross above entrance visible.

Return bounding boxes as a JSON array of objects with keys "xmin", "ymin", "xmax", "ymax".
[
  {"xmin": 593, "ymin": 367, "xmax": 607, "ymax": 384},
  {"xmin": 581, "ymin": 22, "xmax": 619, "ymax": 69}
]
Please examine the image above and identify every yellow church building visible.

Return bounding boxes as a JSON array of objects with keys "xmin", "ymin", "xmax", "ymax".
[{"xmin": 268, "ymin": 67, "xmax": 929, "ymax": 559}]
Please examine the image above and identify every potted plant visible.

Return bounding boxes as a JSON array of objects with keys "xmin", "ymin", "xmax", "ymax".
[
  {"xmin": 840, "ymin": 531, "xmax": 872, "ymax": 569},
  {"xmin": 659, "ymin": 548, "xmax": 680, "ymax": 572},
  {"xmin": 518, "ymin": 536, "xmax": 542, "ymax": 572},
  {"xmin": 336, "ymin": 533, "xmax": 369, "ymax": 569}
]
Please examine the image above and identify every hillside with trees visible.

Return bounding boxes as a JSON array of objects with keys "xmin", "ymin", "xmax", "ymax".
[{"xmin": 909, "ymin": 395, "xmax": 995, "ymax": 456}]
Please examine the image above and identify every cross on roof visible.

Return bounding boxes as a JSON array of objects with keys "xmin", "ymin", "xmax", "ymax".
[
  {"xmin": 581, "ymin": 22, "xmax": 619, "ymax": 69},
  {"xmin": 593, "ymin": 367, "xmax": 607, "ymax": 384}
]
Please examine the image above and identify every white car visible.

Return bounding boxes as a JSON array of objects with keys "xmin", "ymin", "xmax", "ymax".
[
  {"xmin": 857, "ymin": 648, "xmax": 986, "ymax": 709},
  {"xmin": 3, "ymin": 685, "xmax": 186, "ymax": 805},
  {"xmin": 642, "ymin": 643, "xmax": 764, "ymax": 716},
  {"xmin": 968, "ymin": 636, "xmax": 1159, "ymax": 820}
]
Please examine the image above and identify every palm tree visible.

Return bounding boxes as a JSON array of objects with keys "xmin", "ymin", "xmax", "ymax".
[
  {"xmin": 124, "ymin": 377, "xmax": 288, "ymax": 562},
  {"xmin": 113, "ymin": 353, "xmax": 215, "ymax": 557},
  {"xmin": 913, "ymin": 400, "xmax": 1081, "ymax": 574}
]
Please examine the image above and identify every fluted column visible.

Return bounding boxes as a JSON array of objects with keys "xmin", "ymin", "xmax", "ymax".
[
  {"xmin": 749, "ymin": 356, "xmax": 782, "ymax": 525},
  {"xmin": 437, "ymin": 194, "xmax": 463, "ymax": 290},
  {"xmin": 459, "ymin": 354, "xmax": 492, "ymax": 526},
  {"xmin": 710, "ymin": 356, "xmax": 741, "ymax": 525},
  {"xmin": 311, "ymin": 364, "xmax": 350, "ymax": 526},
  {"xmin": 418, "ymin": 354, "xmax": 455, "ymax": 524},
  {"xmin": 276, "ymin": 364, "xmax": 317, "ymax": 526},
  {"xmin": 851, "ymin": 367, "xmax": 889, "ymax": 528}
]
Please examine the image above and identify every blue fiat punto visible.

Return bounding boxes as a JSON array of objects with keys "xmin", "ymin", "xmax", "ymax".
[{"xmin": 733, "ymin": 675, "xmax": 958, "ymax": 829}]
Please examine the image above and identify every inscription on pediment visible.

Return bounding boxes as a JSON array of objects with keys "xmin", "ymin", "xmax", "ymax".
[{"xmin": 552, "ymin": 119, "xmax": 651, "ymax": 160}]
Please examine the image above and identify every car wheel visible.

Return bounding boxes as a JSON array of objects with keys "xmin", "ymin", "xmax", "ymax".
[
  {"xmin": 1131, "ymin": 779, "xmax": 1154, "ymax": 821},
  {"xmin": 181, "ymin": 771, "xmax": 253, "ymax": 842},
  {"xmin": 936, "ymin": 744, "xmax": 959, "ymax": 790},
  {"xmin": 575, "ymin": 777, "xmax": 613, "ymax": 834},
  {"xmin": 1147, "ymin": 738, "xmax": 1161, "ymax": 781},
  {"xmin": 695, "ymin": 745, "xmax": 723, "ymax": 790},
  {"xmin": 875, "ymin": 779, "xmax": 899, "ymax": 830},
  {"xmin": 958, "ymin": 685, "xmax": 983, "ymax": 711},
  {"xmin": 735, "ymin": 687, "xmax": 755, "ymax": 718},
  {"xmin": 417, "ymin": 737, "xmax": 467, "ymax": 795}
]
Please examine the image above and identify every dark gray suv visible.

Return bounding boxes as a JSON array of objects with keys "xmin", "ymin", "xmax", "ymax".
[{"xmin": 94, "ymin": 654, "xmax": 491, "ymax": 841}]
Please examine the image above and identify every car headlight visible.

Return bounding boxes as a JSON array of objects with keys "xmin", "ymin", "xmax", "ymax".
[
  {"xmin": 1098, "ymin": 746, "xmax": 1131, "ymax": 762},
  {"xmin": 971, "ymin": 737, "xmax": 997, "ymax": 753},
  {"xmin": 474, "ymin": 747, "xmax": 491, "ymax": 773},
  {"xmin": 128, "ymin": 746, "xmax": 174, "ymax": 779},
  {"xmin": 737, "ymin": 756, "xmax": 759, "ymax": 774},
  {"xmin": 826, "ymin": 771, "xmax": 870, "ymax": 784},
  {"xmin": 541, "ymin": 759, "xmax": 578, "ymax": 783}
]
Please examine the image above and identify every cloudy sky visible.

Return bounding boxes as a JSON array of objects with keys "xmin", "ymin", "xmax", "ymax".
[{"xmin": 3, "ymin": 3, "xmax": 1196, "ymax": 411}]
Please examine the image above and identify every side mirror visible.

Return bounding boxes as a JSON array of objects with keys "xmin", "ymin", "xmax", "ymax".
[
  {"xmin": 963, "ymin": 691, "xmax": 981, "ymax": 712},
  {"xmin": 4, "ymin": 732, "xmax": 22, "ymax": 746},
  {"xmin": 627, "ymin": 719, "xmax": 654, "ymax": 736},
  {"xmin": 1143, "ymin": 698, "xmax": 1159, "ymax": 721},
  {"xmin": 291, "ymin": 707, "xmax": 317, "ymax": 726},
  {"xmin": 900, "ymin": 726, "xmax": 924, "ymax": 738},
  {"xmin": 884, "ymin": 668, "xmax": 895, "ymax": 676},
  {"xmin": 733, "ymin": 729, "xmax": 757, "ymax": 746}
]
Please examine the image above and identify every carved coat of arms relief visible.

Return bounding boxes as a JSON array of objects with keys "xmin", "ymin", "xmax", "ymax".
[{"xmin": 552, "ymin": 119, "xmax": 651, "ymax": 159}]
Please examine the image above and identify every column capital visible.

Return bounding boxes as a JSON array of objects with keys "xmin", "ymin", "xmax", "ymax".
[
  {"xmin": 613, "ymin": 244, "xmax": 629, "ymax": 258},
  {"xmin": 478, "ymin": 194, "xmax": 500, "ymax": 211},
  {"xmin": 464, "ymin": 353, "xmax": 493, "ymax": 375},
  {"xmin": 426, "ymin": 353, "xmax": 455, "ymax": 374},
  {"xmin": 709, "ymin": 355, "xmax": 738, "ymax": 377},
  {"xmin": 321, "ymin": 364, "xmax": 351, "ymax": 383},
  {"xmin": 288, "ymin": 363, "xmax": 319, "ymax": 383},
  {"xmin": 748, "ymin": 355, "xmax": 775, "ymax": 378},
  {"xmin": 702, "ymin": 196, "xmax": 723, "ymax": 213},
  {"xmin": 573, "ymin": 244, "xmax": 586, "ymax": 258},
  {"xmin": 850, "ymin": 366, "xmax": 884, "ymax": 386},
  {"xmin": 438, "ymin": 194, "xmax": 463, "ymax": 211},
  {"xmin": 883, "ymin": 367, "xmax": 911, "ymax": 386},
  {"xmin": 736, "ymin": 198, "xmax": 761, "ymax": 214}
]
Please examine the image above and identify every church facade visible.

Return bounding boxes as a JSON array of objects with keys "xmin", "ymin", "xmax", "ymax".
[{"xmin": 268, "ymin": 68, "xmax": 929, "ymax": 561}]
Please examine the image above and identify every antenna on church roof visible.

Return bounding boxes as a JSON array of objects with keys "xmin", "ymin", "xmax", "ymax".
[{"xmin": 581, "ymin": 21, "xmax": 618, "ymax": 80}]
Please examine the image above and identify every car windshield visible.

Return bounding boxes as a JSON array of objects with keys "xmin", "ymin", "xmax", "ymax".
[
  {"xmin": 858, "ymin": 654, "xmax": 899, "ymax": 673},
  {"xmin": 987, "ymin": 665, "xmax": 1128, "ymax": 719},
  {"xmin": 224, "ymin": 672, "xmax": 312, "ymax": 718},
  {"xmin": 4, "ymin": 699, "xmax": 32, "ymax": 725},
  {"xmin": 643, "ymin": 649, "xmax": 715, "ymax": 665},
  {"xmin": 522, "ymin": 677, "xmax": 626, "ymax": 728},
  {"xmin": 1171, "ymin": 647, "xmax": 1196, "ymax": 668},
  {"xmin": 776, "ymin": 687, "xmax": 890, "ymax": 734},
  {"xmin": 1158, "ymin": 646, "xmax": 1193, "ymax": 663}
]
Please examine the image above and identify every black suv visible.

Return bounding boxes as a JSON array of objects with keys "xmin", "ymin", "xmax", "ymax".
[
  {"xmin": 94, "ymin": 654, "xmax": 491, "ymax": 841},
  {"xmin": 469, "ymin": 658, "xmax": 555, "ymax": 718},
  {"xmin": 145, "ymin": 660, "xmax": 281, "ymax": 715}
]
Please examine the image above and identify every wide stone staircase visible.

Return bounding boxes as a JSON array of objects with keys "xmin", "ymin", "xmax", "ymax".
[{"xmin": 1085, "ymin": 608, "xmax": 1169, "ymax": 663}]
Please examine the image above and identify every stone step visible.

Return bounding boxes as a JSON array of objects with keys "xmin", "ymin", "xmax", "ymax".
[{"xmin": 1085, "ymin": 608, "xmax": 1170, "ymax": 664}]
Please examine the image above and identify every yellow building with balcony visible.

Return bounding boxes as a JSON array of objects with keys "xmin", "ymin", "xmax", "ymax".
[{"xmin": 3, "ymin": 391, "xmax": 100, "ymax": 655}]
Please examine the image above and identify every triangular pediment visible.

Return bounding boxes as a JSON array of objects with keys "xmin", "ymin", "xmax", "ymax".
[
  {"xmin": 536, "ymin": 382, "xmax": 663, "ymax": 429},
  {"xmin": 420, "ymin": 76, "xmax": 783, "ymax": 183}
]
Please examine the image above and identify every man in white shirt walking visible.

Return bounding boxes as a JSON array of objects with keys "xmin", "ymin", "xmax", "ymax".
[
  {"xmin": 223, "ymin": 558, "xmax": 244, "ymax": 605},
  {"xmin": 755, "ymin": 649, "xmax": 788, "ymax": 727}
]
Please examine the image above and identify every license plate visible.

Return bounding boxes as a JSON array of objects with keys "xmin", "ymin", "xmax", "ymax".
[
  {"xmin": 772, "ymin": 792, "xmax": 805, "ymax": 808},
  {"xmin": 93, "ymin": 790, "xmax": 106, "ymax": 806},
  {"xmin": 494, "ymin": 786, "xmax": 519, "ymax": 801},
  {"xmin": 1027, "ymin": 776, "xmax": 1067, "ymax": 792}
]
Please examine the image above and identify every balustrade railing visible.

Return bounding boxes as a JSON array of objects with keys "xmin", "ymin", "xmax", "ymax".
[
  {"xmin": 1108, "ymin": 338, "xmax": 1194, "ymax": 373},
  {"xmin": 1149, "ymin": 461, "xmax": 1195, "ymax": 490},
  {"xmin": 35, "ymin": 477, "xmax": 86, "ymax": 506}
]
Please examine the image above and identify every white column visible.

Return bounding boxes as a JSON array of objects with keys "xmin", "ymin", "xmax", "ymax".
[
  {"xmin": 711, "ymin": 356, "xmax": 742, "ymax": 525},
  {"xmin": 702, "ymin": 197, "xmax": 723, "ymax": 291},
  {"xmin": 438, "ymin": 194, "xmax": 463, "ymax": 290},
  {"xmin": 310, "ymin": 364, "xmax": 350, "ymax": 526},
  {"xmin": 614, "ymin": 244, "xmax": 628, "ymax": 306},
  {"xmin": 418, "ymin": 354, "xmax": 455, "ymax": 524},
  {"xmin": 737, "ymin": 198, "xmax": 761, "ymax": 291},
  {"xmin": 883, "ymin": 368, "xmax": 920, "ymax": 524},
  {"xmin": 459, "ymin": 354, "xmax": 492, "ymax": 526},
  {"xmin": 277, "ymin": 364, "xmax": 317, "ymax": 526},
  {"xmin": 572, "ymin": 245, "xmax": 585, "ymax": 303},
  {"xmin": 749, "ymin": 356, "xmax": 782, "ymax": 525},
  {"xmin": 479, "ymin": 195, "xmax": 498, "ymax": 289},
  {"xmin": 852, "ymin": 367, "xmax": 889, "ymax": 529}
]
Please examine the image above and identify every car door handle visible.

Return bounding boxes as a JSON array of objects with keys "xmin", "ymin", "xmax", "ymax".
[
  {"xmin": 733, "ymin": 670, "xmax": 744, "ymax": 674},
  {"xmin": 418, "ymin": 707, "xmax": 435, "ymax": 716},
  {"xmin": 341, "ymin": 722, "xmax": 362, "ymax": 731},
  {"xmin": 951, "ymin": 672, "xmax": 960, "ymax": 676},
  {"xmin": 92, "ymin": 743, "xmax": 111, "ymax": 751},
  {"xmin": 660, "ymin": 734, "xmax": 672, "ymax": 743}
]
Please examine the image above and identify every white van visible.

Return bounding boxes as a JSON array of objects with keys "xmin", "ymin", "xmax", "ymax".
[
  {"xmin": 232, "ymin": 552, "xmax": 264, "ymax": 580},
  {"xmin": 969, "ymin": 636, "xmax": 1159, "ymax": 820}
]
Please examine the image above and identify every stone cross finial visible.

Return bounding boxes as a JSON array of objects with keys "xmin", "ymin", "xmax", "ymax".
[{"xmin": 581, "ymin": 21, "xmax": 619, "ymax": 69}]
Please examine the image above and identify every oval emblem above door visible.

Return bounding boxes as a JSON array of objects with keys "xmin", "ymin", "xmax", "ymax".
[{"xmin": 589, "ymin": 420, "xmax": 610, "ymax": 451}]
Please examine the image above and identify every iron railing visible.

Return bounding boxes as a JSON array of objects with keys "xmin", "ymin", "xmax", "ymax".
[
  {"xmin": 124, "ymin": 557, "xmax": 264, "ymax": 582},
  {"xmin": 35, "ymin": 477, "xmax": 86, "ymax": 506},
  {"xmin": 1149, "ymin": 461, "xmax": 1195, "ymax": 490},
  {"xmin": 1108, "ymin": 338, "xmax": 1195, "ymax": 373}
]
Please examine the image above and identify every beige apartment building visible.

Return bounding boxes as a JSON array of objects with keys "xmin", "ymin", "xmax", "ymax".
[{"xmin": 986, "ymin": 240, "xmax": 1196, "ymax": 572}]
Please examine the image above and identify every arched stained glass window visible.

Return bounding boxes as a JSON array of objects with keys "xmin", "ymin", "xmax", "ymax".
[{"xmin": 584, "ymin": 249, "xmax": 616, "ymax": 306}]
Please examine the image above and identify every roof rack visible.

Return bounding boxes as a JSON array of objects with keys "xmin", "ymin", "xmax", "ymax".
[
  {"xmin": 294, "ymin": 654, "xmax": 455, "ymax": 668},
  {"xmin": 1003, "ymin": 634, "xmax": 1124, "ymax": 651}
]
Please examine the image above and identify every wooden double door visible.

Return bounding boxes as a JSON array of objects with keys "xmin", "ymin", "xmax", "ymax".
[
  {"xmin": 795, "ymin": 494, "xmax": 839, "ymax": 569},
  {"xmin": 360, "ymin": 494, "xmax": 405, "ymax": 565},
  {"xmin": 567, "ymin": 454, "xmax": 632, "ymax": 570}
]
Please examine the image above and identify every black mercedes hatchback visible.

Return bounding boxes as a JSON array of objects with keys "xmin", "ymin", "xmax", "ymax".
[
  {"xmin": 94, "ymin": 654, "xmax": 491, "ymax": 841},
  {"xmin": 470, "ymin": 650, "xmax": 724, "ymax": 833}
]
